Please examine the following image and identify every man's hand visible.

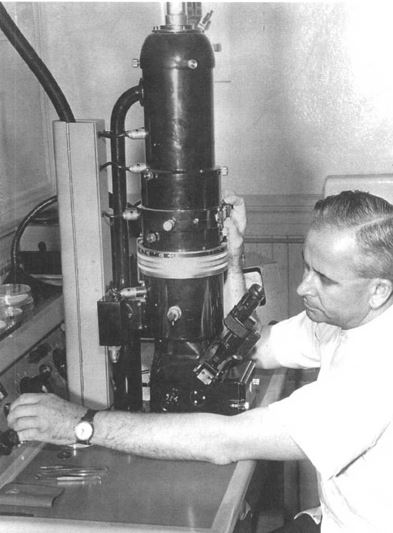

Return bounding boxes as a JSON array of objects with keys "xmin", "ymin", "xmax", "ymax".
[
  {"xmin": 223, "ymin": 192, "xmax": 246, "ymax": 264},
  {"xmin": 7, "ymin": 393, "xmax": 85, "ymax": 445}
]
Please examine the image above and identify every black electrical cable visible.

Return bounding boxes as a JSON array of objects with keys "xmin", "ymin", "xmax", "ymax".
[
  {"xmin": 0, "ymin": 2, "xmax": 75, "ymax": 123},
  {"xmin": 0, "ymin": 3, "xmax": 77, "ymax": 285},
  {"xmin": 9, "ymin": 196, "xmax": 57, "ymax": 284}
]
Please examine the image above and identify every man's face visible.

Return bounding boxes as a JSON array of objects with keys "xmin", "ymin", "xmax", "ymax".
[{"xmin": 297, "ymin": 226, "xmax": 375, "ymax": 329}]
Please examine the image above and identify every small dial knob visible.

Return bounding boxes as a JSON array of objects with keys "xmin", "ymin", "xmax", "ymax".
[{"xmin": 167, "ymin": 306, "xmax": 182, "ymax": 326}]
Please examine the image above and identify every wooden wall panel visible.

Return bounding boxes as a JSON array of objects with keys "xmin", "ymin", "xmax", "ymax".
[{"xmin": 243, "ymin": 194, "xmax": 318, "ymax": 320}]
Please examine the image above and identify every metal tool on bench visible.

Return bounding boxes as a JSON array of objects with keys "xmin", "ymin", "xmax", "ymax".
[{"xmin": 35, "ymin": 464, "xmax": 109, "ymax": 483}]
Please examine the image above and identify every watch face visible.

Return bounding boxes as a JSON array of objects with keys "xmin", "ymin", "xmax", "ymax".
[{"xmin": 75, "ymin": 420, "xmax": 93, "ymax": 441}]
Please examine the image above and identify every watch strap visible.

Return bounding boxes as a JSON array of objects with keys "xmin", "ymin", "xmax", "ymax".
[
  {"xmin": 81, "ymin": 408, "xmax": 98, "ymax": 424},
  {"xmin": 75, "ymin": 408, "xmax": 98, "ymax": 445}
]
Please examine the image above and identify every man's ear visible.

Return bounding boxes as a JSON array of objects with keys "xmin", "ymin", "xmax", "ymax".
[{"xmin": 369, "ymin": 278, "xmax": 393, "ymax": 309}]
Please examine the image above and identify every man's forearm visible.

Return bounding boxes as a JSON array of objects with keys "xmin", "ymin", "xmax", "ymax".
[
  {"xmin": 92, "ymin": 410, "xmax": 232, "ymax": 464},
  {"xmin": 91, "ymin": 406, "xmax": 306, "ymax": 464}
]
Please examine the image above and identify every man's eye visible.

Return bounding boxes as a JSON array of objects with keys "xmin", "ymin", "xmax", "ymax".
[{"xmin": 319, "ymin": 274, "xmax": 333, "ymax": 286}]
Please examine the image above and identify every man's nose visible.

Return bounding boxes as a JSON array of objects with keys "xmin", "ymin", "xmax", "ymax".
[{"xmin": 297, "ymin": 271, "xmax": 316, "ymax": 297}]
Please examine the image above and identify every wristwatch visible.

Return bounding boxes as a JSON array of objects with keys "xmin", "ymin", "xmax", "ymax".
[{"xmin": 74, "ymin": 408, "xmax": 98, "ymax": 445}]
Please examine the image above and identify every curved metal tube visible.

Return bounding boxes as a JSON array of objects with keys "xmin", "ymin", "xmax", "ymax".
[
  {"xmin": 109, "ymin": 84, "xmax": 144, "ymax": 411},
  {"xmin": 110, "ymin": 83, "xmax": 143, "ymax": 288}
]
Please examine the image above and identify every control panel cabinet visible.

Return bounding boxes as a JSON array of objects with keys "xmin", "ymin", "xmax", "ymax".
[
  {"xmin": 0, "ymin": 295, "xmax": 65, "ymax": 459},
  {"xmin": 0, "ymin": 326, "xmax": 67, "ymax": 435}
]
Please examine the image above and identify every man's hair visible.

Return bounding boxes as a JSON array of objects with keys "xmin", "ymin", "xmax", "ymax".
[{"xmin": 311, "ymin": 190, "xmax": 393, "ymax": 280}]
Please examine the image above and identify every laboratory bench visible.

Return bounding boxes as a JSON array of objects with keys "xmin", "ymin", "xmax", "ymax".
[
  {"xmin": 0, "ymin": 370, "xmax": 286, "ymax": 533},
  {"xmin": 0, "ymin": 293, "xmax": 287, "ymax": 533}
]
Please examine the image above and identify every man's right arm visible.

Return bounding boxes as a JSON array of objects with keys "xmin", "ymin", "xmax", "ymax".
[
  {"xmin": 8, "ymin": 392, "xmax": 306, "ymax": 464},
  {"xmin": 253, "ymin": 312, "xmax": 322, "ymax": 370},
  {"xmin": 252, "ymin": 324, "xmax": 283, "ymax": 369}
]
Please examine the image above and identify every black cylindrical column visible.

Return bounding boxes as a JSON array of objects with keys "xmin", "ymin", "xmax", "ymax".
[
  {"xmin": 141, "ymin": 31, "xmax": 215, "ymax": 171},
  {"xmin": 137, "ymin": 20, "xmax": 227, "ymax": 411},
  {"xmin": 138, "ymin": 24, "xmax": 226, "ymax": 343}
]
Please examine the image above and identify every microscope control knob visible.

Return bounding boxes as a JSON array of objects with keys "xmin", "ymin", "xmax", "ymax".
[
  {"xmin": 146, "ymin": 232, "xmax": 159, "ymax": 244},
  {"xmin": 187, "ymin": 59, "xmax": 198, "ymax": 70},
  {"xmin": 162, "ymin": 218, "xmax": 176, "ymax": 232},
  {"xmin": 167, "ymin": 306, "xmax": 182, "ymax": 326},
  {"xmin": 0, "ymin": 429, "xmax": 20, "ymax": 455},
  {"xmin": 39, "ymin": 364, "xmax": 52, "ymax": 378},
  {"xmin": 108, "ymin": 346, "xmax": 121, "ymax": 363},
  {"xmin": 19, "ymin": 365, "xmax": 53, "ymax": 394}
]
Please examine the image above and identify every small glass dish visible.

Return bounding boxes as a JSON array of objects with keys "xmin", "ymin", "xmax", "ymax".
[
  {"xmin": 0, "ymin": 284, "xmax": 32, "ymax": 307},
  {"xmin": 0, "ymin": 284, "xmax": 34, "ymax": 331},
  {"xmin": 0, "ymin": 304, "xmax": 24, "ymax": 327}
]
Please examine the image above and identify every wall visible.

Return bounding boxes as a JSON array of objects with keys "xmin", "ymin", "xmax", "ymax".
[
  {"xmin": 243, "ymin": 193, "xmax": 317, "ymax": 318},
  {"xmin": 0, "ymin": 3, "xmax": 53, "ymax": 275},
  {"xmin": 2, "ymin": 2, "xmax": 393, "ymax": 276},
  {"xmin": 38, "ymin": 1, "xmax": 163, "ymax": 199},
  {"xmin": 210, "ymin": 2, "xmax": 393, "ymax": 195},
  {"xmin": 37, "ymin": 2, "xmax": 393, "ymax": 198}
]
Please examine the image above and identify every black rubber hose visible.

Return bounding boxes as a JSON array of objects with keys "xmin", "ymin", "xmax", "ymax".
[
  {"xmin": 10, "ymin": 195, "xmax": 58, "ymax": 283},
  {"xmin": 0, "ymin": 3, "xmax": 75, "ymax": 123},
  {"xmin": 0, "ymin": 4, "xmax": 76, "ymax": 280}
]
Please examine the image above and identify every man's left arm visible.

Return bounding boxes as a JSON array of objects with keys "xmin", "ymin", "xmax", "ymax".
[{"xmin": 222, "ymin": 193, "xmax": 247, "ymax": 313}]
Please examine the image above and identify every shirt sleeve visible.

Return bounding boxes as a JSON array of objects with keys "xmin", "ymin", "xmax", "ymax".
[
  {"xmin": 267, "ymin": 311, "xmax": 321, "ymax": 369},
  {"xmin": 267, "ymin": 365, "xmax": 393, "ymax": 479}
]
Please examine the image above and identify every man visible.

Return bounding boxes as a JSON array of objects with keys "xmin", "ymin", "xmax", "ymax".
[{"xmin": 8, "ymin": 190, "xmax": 393, "ymax": 532}]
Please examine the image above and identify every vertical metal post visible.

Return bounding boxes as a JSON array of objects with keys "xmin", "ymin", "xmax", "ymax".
[{"xmin": 53, "ymin": 120, "xmax": 112, "ymax": 408}]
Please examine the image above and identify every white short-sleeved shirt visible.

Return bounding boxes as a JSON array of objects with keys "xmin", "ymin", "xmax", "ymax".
[{"xmin": 266, "ymin": 305, "xmax": 393, "ymax": 532}]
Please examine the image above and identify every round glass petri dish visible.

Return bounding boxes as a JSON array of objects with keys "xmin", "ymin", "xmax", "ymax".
[
  {"xmin": 4, "ymin": 306, "xmax": 24, "ymax": 326},
  {"xmin": 0, "ymin": 284, "xmax": 33, "ymax": 308}
]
